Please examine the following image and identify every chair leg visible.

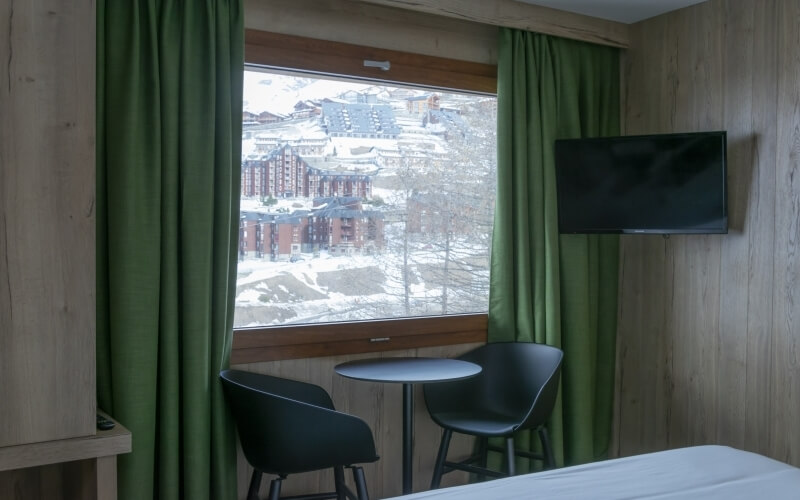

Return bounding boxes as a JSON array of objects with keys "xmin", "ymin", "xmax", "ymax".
[
  {"xmin": 538, "ymin": 427, "xmax": 555, "ymax": 469},
  {"xmin": 352, "ymin": 466, "xmax": 369, "ymax": 500},
  {"xmin": 247, "ymin": 470, "xmax": 263, "ymax": 500},
  {"xmin": 334, "ymin": 465, "xmax": 346, "ymax": 500},
  {"xmin": 267, "ymin": 476, "xmax": 283, "ymax": 500},
  {"xmin": 430, "ymin": 428, "xmax": 453, "ymax": 490},
  {"xmin": 477, "ymin": 437, "xmax": 488, "ymax": 482},
  {"xmin": 505, "ymin": 437, "xmax": 516, "ymax": 476}
]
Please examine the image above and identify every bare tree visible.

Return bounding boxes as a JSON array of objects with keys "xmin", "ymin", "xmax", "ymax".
[{"xmin": 405, "ymin": 98, "xmax": 497, "ymax": 314}]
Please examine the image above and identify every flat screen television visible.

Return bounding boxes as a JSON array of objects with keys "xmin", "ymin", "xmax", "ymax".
[{"xmin": 554, "ymin": 131, "xmax": 728, "ymax": 234}]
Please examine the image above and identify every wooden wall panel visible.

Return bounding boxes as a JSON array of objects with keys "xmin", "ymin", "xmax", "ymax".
[
  {"xmin": 616, "ymin": 0, "xmax": 800, "ymax": 466},
  {"xmin": 232, "ymin": 343, "xmax": 482, "ymax": 500},
  {"xmin": 245, "ymin": 0, "xmax": 498, "ymax": 65},
  {"xmin": 714, "ymin": 0, "xmax": 756, "ymax": 452},
  {"xmin": 742, "ymin": 2, "xmax": 780, "ymax": 457},
  {"xmin": 0, "ymin": 458, "xmax": 108, "ymax": 500},
  {"xmin": 349, "ymin": 0, "xmax": 629, "ymax": 48},
  {"xmin": 245, "ymin": 0, "xmax": 630, "ymax": 70},
  {"xmin": 772, "ymin": 0, "xmax": 800, "ymax": 465},
  {"xmin": 0, "ymin": 0, "xmax": 96, "ymax": 447}
]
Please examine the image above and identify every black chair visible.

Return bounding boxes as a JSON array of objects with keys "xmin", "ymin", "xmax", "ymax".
[
  {"xmin": 220, "ymin": 369, "xmax": 379, "ymax": 500},
  {"xmin": 422, "ymin": 342, "xmax": 563, "ymax": 489}
]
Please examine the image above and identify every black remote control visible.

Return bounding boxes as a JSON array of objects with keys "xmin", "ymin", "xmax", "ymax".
[{"xmin": 96, "ymin": 414, "xmax": 115, "ymax": 431}]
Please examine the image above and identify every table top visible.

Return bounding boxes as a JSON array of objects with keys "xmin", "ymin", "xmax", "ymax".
[{"xmin": 334, "ymin": 357, "xmax": 481, "ymax": 384}]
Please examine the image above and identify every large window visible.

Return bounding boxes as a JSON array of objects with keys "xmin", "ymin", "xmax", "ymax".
[
  {"xmin": 235, "ymin": 69, "xmax": 496, "ymax": 327},
  {"xmin": 232, "ymin": 30, "xmax": 497, "ymax": 362}
]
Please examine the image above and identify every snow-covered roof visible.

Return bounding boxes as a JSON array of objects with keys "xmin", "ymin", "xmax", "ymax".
[{"xmin": 252, "ymin": 118, "xmax": 328, "ymax": 142}]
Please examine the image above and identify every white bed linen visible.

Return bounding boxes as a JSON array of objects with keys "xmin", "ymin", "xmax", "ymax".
[{"xmin": 388, "ymin": 445, "xmax": 800, "ymax": 499}]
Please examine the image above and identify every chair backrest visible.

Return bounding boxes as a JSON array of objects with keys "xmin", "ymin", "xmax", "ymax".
[
  {"xmin": 220, "ymin": 369, "xmax": 377, "ymax": 475},
  {"xmin": 424, "ymin": 342, "xmax": 564, "ymax": 431},
  {"xmin": 221, "ymin": 368, "xmax": 336, "ymax": 409}
]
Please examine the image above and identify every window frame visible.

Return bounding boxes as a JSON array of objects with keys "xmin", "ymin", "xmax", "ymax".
[{"xmin": 232, "ymin": 30, "xmax": 497, "ymax": 363}]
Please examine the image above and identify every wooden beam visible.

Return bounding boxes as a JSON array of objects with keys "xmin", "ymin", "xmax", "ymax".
[
  {"xmin": 245, "ymin": 0, "xmax": 499, "ymax": 65},
  {"xmin": 347, "ymin": 0, "xmax": 630, "ymax": 48},
  {"xmin": 246, "ymin": 30, "xmax": 497, "ymax": 93}
]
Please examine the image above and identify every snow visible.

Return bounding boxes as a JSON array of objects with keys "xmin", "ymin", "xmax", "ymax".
[
  {"xmin": 238, "ymin": 253, "xmax": 369, "ymax": 287},
  {"xmin": 250, "ymin": 119, "xmax": 329, "ymax": 144},
  {"xmin": 241, "ymin": 137, "xmax": 258, "ymax": 156},
  {"xmin": 240, "ymin": 198, "xmax": 315, "ymax": 212},
  {"xmin": 244, "ymin": 71, "xmax": 385, "ymax": 116},
  {"xmin": 236, "ymin": 289, "xmax": 263, "ymax": 306},
  {"xmin": 234, "ymin": 234, "xmax": 491, "ymax": 328}
]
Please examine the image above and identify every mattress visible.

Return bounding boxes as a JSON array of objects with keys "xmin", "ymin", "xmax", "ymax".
[{"xmin": 388, "ymin": 445, "xmax": 800, "ymax": 499}]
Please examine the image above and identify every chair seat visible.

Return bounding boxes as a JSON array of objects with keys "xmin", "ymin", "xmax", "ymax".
[{"xmin": 431, "ymin": 409, "xmax": 521, "ymax": 437}]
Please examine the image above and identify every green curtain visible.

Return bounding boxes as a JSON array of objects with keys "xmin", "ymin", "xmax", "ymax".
[
  {"xmin": 96, "ymin": 1, "xmax": 243, "ymax": 499},
  {"xmin": 488, "ymin": 28, "xmax": 620, "ymax": 470}
]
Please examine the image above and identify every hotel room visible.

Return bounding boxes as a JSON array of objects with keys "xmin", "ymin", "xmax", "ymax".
[{"xmin": 1, "ymin": 0, "xmax": 799, "ymax": 499}]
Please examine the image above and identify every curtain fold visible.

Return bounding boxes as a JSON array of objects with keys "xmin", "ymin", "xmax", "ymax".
[
  {"xmin": 488, "ymin": 28, "xmax": 620, "ymax": 470},
  {"xmin": 97, "ymin": 1, "xmax": 243, "ymax": 499}
]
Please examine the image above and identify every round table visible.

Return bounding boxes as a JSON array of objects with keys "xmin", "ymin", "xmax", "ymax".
[{"xmin": 335, "ymin": 357, "xmax": 481, "ymax": 495}]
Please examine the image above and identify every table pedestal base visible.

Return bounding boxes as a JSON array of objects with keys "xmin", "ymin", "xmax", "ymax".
[{"xmin": 402, "ymin": 383, "xmax": 413, "ymax": 495}]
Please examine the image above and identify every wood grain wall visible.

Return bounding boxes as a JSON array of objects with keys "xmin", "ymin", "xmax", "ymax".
[
  {"xmin": 245, "ymin": 0, "xmax": 630, "ymax": 67},
  {"xmin": 245, "ymin": 0, "xmax": 499, "ymax": 65},
  {"xmin": 0, "ymin": 0, "xmax": 96, "ymax": 447},
  {"xmin": 232, "ymin": 343, "xmax": 481, "ymax": 500},
  {"xmin": 0, "ymin": 459, "xmax": 99, "ymax": 500},
  {"xmin": 350, "ymin": 0, "xmax": 629, "ymax": 48},
  {"xmin": 616, "ymin": 0, "xmax": 800, "ymax": 466}
]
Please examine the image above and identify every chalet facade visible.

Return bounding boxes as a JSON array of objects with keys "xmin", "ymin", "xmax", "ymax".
[
  {"xmin": 243, "ymin": 110, "xmax": 258, "ymax": 124},
  {"xmin": 406, "ymin": 94, "xmax": 440, "ymax": 114},
  {"xmin": 243, "ymin": 110, "xmax": 284, "ymax": 124},
  {"xmin": 291, "ymin": 100, "xmax": 322, "ymax": 119},
  {"xmin": 257, "ymin": 110, "xmax": 283, "ymax": 123}
]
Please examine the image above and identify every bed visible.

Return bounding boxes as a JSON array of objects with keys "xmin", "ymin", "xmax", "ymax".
[{"xmin": 388, "ymin": 445, "xmax": 800, "ymax": 499}]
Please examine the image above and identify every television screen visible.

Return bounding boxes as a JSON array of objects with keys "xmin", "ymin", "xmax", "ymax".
[{"xmin": 554, "ymin": 131, "xmax": 728, "ymax": 234}]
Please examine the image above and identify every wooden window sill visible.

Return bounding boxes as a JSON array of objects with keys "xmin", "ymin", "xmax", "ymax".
[{"xmin": 231, "ymin": 313, "xmax": 487, "ymax": 363}]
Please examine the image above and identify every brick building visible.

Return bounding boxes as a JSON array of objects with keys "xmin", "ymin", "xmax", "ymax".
[
  {"xmin": 239, "ymin": 212, "xmax": 275, "ymax": 259},
  {"xmin": 242, "ymin": 144, "xmax": 373, "ymax": 199},
  {"xmin": 306, "ymin": 167, "xmax": 372, "ymax": 200},
  {"xmin": 239, "ymin": 197, "xmax": 384, "ymax": 261},
  {"xmin": 309, "ymin": 197, "xmax": 384, "ymax": 256},
  {"xmin": 271, "ymin": 213, "xmax": 310, "ymax": 258},
  {"xmin": 239, "ymin": 211, "xmax": 309, "ymax": 261}
]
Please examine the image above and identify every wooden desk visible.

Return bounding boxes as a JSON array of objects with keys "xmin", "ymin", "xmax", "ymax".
[{"xmin": 0, "ymin": 413, "xmax": 131, "ymax": 500}]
